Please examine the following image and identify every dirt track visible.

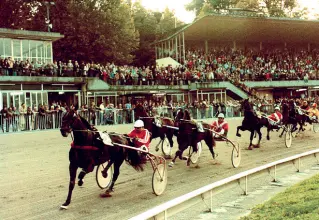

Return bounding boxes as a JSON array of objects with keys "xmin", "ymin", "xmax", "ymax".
[{"xmin": 0, "ymin": 118, "xmax": 318, "ymax": 220}]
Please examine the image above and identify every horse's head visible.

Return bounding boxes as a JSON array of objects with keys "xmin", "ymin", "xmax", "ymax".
[
  {"xmin": 240, "ymin": 98, "xmax": 251, "ymax": 112},
  {"xmin": 175, "ymin": 108, "xmax": 184, "ymax": 121},
  {"xmin": 134, "ymin": 103, "xmax": 148, "ymax": 119},
  {"xmin": 183, "ymin": 109, "xmax": 191, "ymax": 120},
  {"xmin": 60, "ymin": 109, "xmax": 79, "ymax": 137}
]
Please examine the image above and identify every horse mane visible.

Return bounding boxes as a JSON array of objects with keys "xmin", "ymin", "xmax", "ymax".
[
  {"xmin": 175, "ymin": 109, "xmax": 184, "ymax": 121},
  {"xmin": 135, "ymin": 103, "xmax": 149, "ymax": 118},
  {"xmin": 79, "ymin": 115, "xmax": 94, "ymax": 130}
]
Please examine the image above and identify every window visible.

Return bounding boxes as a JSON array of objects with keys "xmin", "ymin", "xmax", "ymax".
[
  {"xmin": 4, "ymin": 38, "xmax": 12, "ymax": 57},
  {"xmin": 46, "ymin": 43, "xmax": 52, "ymax": 59},
  {"xmin": 37, "ymin": 41, "xmax": 44, "ymax": 62},
  {"xmin": 13, "ymin": 40, "xmax": 21, "ymax": 59},
  {"xmin": 22, "ymin": 40, "xmax": 29, "ymax": 60},
  {"xmin": 0, "ymin": 38, "xmax": 4, "ymax": 58},
  {"xmin": 30, "ymin": 40, "xmax": 37, "ymax": 58}
]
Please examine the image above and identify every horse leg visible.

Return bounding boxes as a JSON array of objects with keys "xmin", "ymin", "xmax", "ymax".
[
  {"xmin": 279, "ymin": 127, "xmax": 285, "ymax": 138},
  {"xmin": 266, "ymin": 127, "xmax": 270, "ymax": 140},
  {"xmin": 101, "ymin": 159, "xmax": 114, "ymax": 178},
  {"xmin": 204, "ymin": 136, "xmax": 216, "ymax": 159},
  {"xmin": 248, "ymin": 130, "xmax": 254, "ymax": 150},
  {"xmin": 77, "ymin": 169, "xmax": 87, "ymax": 186},
  {"xmin": 60, "ymin": 163, "xmax": 78, "ymax": 209},
  {"xmin": 101, "ymin": 157, "xmax": 124, "ymax": 197},
  {"xmin": 166, "ymin": 131, "xmax": 174, "ymax": 150},
  {"xmin": 236, "ymin": 126, "xmax": 243, "ymax": 137},
  {"xmin": 255, "ymin": 129, "xmax": 262, "ymax": 148}
]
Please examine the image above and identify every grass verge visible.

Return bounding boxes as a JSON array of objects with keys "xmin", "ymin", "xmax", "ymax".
[{"xmin": 241, "ymin": 174, "xmax": 319, "ymax": 220}]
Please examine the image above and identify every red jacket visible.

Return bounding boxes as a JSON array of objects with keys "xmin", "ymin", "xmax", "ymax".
[
  {"xmin": 127, "ymin": 129, "xmax": 151, "ymax": 149},
  {"xmin": 268, "ymin": 112, "xmax": 283, "ymax": 122},
  {"xmin": 211, "ymin": 121, "xmax": 229, "ymax": 133}
]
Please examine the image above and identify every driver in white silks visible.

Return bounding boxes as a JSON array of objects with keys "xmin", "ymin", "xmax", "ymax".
[
  {"xmin": 267, "ymin": 106, "xmax": 283, "ymax": 127},
  {"xmin": 211, "ymin": 113, "xmax": 229, "ymax": 141}
]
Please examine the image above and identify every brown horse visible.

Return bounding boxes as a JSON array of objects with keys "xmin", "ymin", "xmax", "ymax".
[
  {"xmin": 169, "ymin": 109, "xmax": 216, "ymax": 167},
  {"xmin": 134, "ymin": 103, "xmax": 175, "ymax": 153},
  {"xmin": 60, "ymin": 109, "xmax": 145, "ymax": 209}
]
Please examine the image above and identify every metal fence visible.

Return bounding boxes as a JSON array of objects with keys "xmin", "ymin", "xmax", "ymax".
[{"xmin": 0, "ymin": 105, "xmax": 262, "ymax": 134}]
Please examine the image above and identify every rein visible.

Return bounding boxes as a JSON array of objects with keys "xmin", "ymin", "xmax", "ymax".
[{"xmin": 139, "ymin": 117, "xmax": 154, "ymax": 119}]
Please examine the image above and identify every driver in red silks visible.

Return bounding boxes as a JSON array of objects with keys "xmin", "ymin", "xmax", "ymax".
[{"xmin": 127, "ymin": 119, "xmax": 151, "ymax": 151}]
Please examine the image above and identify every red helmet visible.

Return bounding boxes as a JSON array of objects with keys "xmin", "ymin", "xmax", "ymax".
[{"xmin": 312, "ymin": 103, "xmax": 317, "ymax": 108}]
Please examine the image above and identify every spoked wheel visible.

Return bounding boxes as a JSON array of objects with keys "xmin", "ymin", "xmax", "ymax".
[
  {"xmin": 231, "ymin": 142, "xmax": 241, "ymax": 168},
  {"xmin": 152, "ymin": 163, "xmax": 168, "ymax": 196},
  {"xmin": 285, "ymin": 128, "xmax": 292, "ymax": 148},
  {"xmin": 161, "ymin": 137, "xmax": 171, "ymax": 157},
  {"xmin": 189, "ymin": 142, "xmax": 202, "ymax": 164},
  {"xmin": 96, "ymin": 162, "xmax": 113, "ymax": 189},
  {"xmin": 313, "ymin": 123, "xmax": 319, "ymax": 133}
]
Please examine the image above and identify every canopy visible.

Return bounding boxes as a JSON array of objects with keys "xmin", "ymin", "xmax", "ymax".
[{"xmin": 156, "ymin": 57, "xmax": 181, "ymax": 68}]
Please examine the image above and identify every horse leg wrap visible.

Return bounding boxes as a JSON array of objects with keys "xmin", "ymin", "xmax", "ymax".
[{"xmin": 78, "ymin": 170, "xmax": 86, "ymax": 180}]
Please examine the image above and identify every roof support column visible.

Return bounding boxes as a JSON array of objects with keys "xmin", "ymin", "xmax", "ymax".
[
  {"xmin": 182, "ymin": 31, "xmax": 186, "ymax": 64},
  {"xmin": 233, "ymin": 41, "xmax": 237, "ymax": 50},
  {"xmin": 168, "ymin": 40, "xmax": 171, "ymax": 56},
  {"xmin": 259, "ymin": 42, "xmax": 263, "ymax": 51},
  {"xmin": 155, "ymin": 45, "xmax": 157, "ymax": 60},
  {"xmin": 161, "ymin": 42, "xmax": 164, "ymax": 59},
  {"xmin": 205, "ymin": 40, "xmax": 208, "ymax": 54},
  {"xmin": 175, "ymin": 36, "xmax": 179, "ymax": 63},
  {"xmin": 179, "ymin": 34, "xmax": 182, "ymax": 63}
]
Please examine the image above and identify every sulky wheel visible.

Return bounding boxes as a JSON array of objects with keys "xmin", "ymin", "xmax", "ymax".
[
  {"xmin": 96, "ymin": 162, "xmax": 113, "ymax": 189},
  {"xmin": 285, "ymin": 130, "xmax": 292, "ymax": 148},
  {"xmin": 313, "ymin": 123, "xmax": 319, "ymax": 133},
  {"xmin": 161, "ymin": 137, "xmax": 171, "ymax": 157},
  {"xmin": 231, "ymin": 142, "xmax": 241, "ymax": 168},
  {"xmin": 152, "ymin": 163, "xmax": 168, "ymax": 196},
  {"xmin": 189, "ymin": 142, "xmax": 202, "ymax": 164}
]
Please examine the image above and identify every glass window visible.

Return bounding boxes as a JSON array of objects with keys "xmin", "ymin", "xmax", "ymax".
[
  {"xmin": 13, "ymin": 40, "xmax": 21, "ymax": 59},
  {"xmin": 25, "ymin": 92, "xmax": 30, "ymax": 108},
  {"xmin": 19, "ymin": 93, "xmax": 25, "ymax": 107},
  {"xmin": 2, "ymin": 93, "xmax": 8, "ymax": 108},
  {"xmin": 4, "ymin": 38, "xmax": 12, "ymax": 57},
  {"xmin": 31, "ymin": 93, "xmax": 37, "ymax": 108},
  {"xmin": 22, "ymin": 40, "xmax": 29, "ymax": 60},
  {"xmin": 30, "ymin": 40, "xmax": 37, "ymax": 58},
  {"xmin": 47, "ymin": 43, "xmax": 52, "ymax": 59},
  {"xmin": 37, "ymin": 92, "xmax": 42, "ymax": 105},
  {"xmin": 42, "ymin": 92, "xmax": 48, "ymax": 105},
  {"xmin": 37, "ymin": 41, "xmax": 44, "ymax": 60},
  {"xmin": 0, "ymin": 38, "xmax": 4, "ymax": 58}
]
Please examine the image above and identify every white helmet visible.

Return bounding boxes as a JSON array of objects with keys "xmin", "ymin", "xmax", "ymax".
[
  {"xmin": 217, "ymin": 113, "xmax": 225, "ymax": 118},
  {"xmin": 275, "ymin": 106, "xmax": 280, "ymax": 110},
  {"xmin": 134, "ymin": 119, "xmax": 144, "ymax": 128}
]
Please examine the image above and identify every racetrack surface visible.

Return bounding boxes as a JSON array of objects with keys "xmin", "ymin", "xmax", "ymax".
[{"xmin": 0, "ymin": 118, "xmax": 318, "ymax": 220}]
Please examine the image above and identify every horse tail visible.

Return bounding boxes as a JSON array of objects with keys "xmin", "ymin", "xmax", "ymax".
[{"xmin": 125, "ymin": 149, "xmax": 145, "ymax": 171}]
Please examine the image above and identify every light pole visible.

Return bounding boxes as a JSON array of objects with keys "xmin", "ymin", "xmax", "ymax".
[{"xmin": 44, "ymin": 1, "xmax": 55, "ymax": 32}]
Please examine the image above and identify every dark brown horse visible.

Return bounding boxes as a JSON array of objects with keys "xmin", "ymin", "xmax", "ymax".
[
  {"xmin": 134, "ymin": 103, "xmax": 175, "ymax": 152},
  {"xmin": 169, "ymin": 109, "xmax": 216, "ymax": 167},
  {"xmin": 60, "ymin": 109, "xmax": 144, "ymax": 209}
]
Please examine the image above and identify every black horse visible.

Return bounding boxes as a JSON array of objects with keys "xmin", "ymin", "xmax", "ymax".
[
  {"xmin": 169, "ymin": 109, "xmax": 216, "ymax": 166},
  {"xmin": 60, "ymin": 109, "xmax": 144, "ymax": 209},
  {"xmin": 236, "ymin": 99, "xmax": 273, "ymax": 150},
  {"xmin": 134, "ymin": 103, "xmax": 175, "ymax": 151}
]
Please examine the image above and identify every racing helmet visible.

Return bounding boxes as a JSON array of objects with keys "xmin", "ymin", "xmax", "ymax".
[
  {"xmin": 134, "ymin": 119, "xmax": 144, "ymax": 128},
  {"xmin": 312, "ymin": 103, "xmax": 317, "ymax": 108},
  {"xmin": 274, "ymin": 106, "xmax": 280, "ymax": 110},
  {"xmin": 217, "ymin": 113, "xmax": 225, "ymax": 118}
]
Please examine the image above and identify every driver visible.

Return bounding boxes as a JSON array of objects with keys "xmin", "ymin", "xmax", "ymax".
[
  {"xmin": 307, "ymin": 103, "xmax": 319, "ymax": 122},
  {"xmin": 127, "ymin": 119, "xmax": 151, "ymax": 151},
  {"xmin": 268, "ymin": 106, "xmax": 282, "ymax": 127},
  {"xmin": 211, "ymin": 113, "xmax": 229, "ymax": 140}
]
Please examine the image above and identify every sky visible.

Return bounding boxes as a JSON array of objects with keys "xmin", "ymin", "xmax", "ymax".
[{"xmin": 135, "ymin": 0, "xmax": 319, "ymax": 23}]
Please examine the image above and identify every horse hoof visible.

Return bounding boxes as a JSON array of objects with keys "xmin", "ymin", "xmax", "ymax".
[
  {"xmin": 236, "ymin": 134, "xmax": 241, "ymax": 137},
  {"xmin": 168, "ymin": 161, "xmax": 174, "ymax": 167},
  {"xmin": 248, "ymin": 146, "xmax": 253, "ymax": 150},
  {"xmin": 155, "ymin": 147, "xmax": 159, "ymax": 152},
  {"xmin": 186, "ymin": 159, "xmax": 191, "ymax": 167},
  {"xmin": 182, "ymin": 156, "xmax": 188, "ymax": 160},
  {"xmin": 78, "ymin": 179, "xmax": 84, "ymax": 187},
  {"xmin": 266, "ymin": 136, "xmax": 270, "ymax": 140},
  {"xmin": 60, "ymin": 203, "xmax": 69, "ymax": 210},
  {"xmin": 100, "ymin": 192, "xmax": 112, "ymax": 198},
  {"xmin": 101, "ymin": 170, "xmax": 108, "ymax": 178},
  {"xmin": 279, "ymin": 135, "xmax": 282, "ymax": 138},
  {"xmin": 213, "ymin": 153, "xmax": 219, "ymax": 159},
  {"xmin": 253, "ymin": 145, "xmax": 260, "ymax": 148}
]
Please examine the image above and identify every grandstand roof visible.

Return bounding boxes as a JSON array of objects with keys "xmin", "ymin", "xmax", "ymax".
[
  {"xmin": 0, "ymin": 28, "xmax": 64, "ymax": 41},
  {"xmin": 154, "ymin": 14, "xmax": 319, "ymax": 44}
]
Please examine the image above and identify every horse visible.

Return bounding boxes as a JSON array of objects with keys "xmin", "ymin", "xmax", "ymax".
[
  {"xmin": 169, "ymin": 109, "xmax": 216, "ymax": 166},
  {"xmin": 279, "ymin": 100, "xmax": 305, "ymax": 138},
  {"xmin": 134, "ymin": 103, "xmax": 175, "ymax": 152},
  {"xmin": 236, "ymin": 98, "xmax": 273, "ymax": 150},
  {"xmin": 59, "ymin": 109, "xmax": 145, "ymax": 209}
]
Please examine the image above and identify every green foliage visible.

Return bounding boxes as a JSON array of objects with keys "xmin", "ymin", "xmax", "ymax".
[{"xmin": 241, "ymin": 174, "xmax": 319, "ymax": 220}]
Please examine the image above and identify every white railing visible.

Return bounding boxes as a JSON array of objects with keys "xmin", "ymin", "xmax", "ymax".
[{"xmin": 129, "ymin": 148, "xmax": 319, "ymax": 220}]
